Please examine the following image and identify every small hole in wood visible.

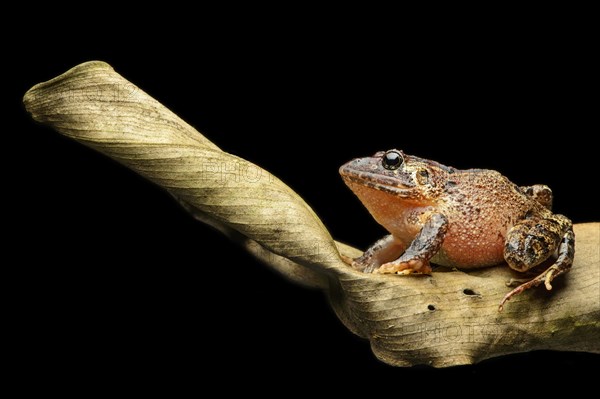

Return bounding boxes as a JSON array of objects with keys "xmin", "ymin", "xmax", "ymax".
[
  {"xmin": 463, "ymin": 288, "xmax": 477, "ymax": 296},
  {"xmin": 428, "ymin": 304, "xmax": 435, "ymax": 311}
]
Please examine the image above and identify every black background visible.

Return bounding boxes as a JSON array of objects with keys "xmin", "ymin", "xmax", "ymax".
[{"xmin": 10, "ymin": 18, "xmax": 598, "ymax": 390}]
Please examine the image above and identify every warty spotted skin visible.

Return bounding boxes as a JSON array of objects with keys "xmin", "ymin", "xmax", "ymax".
[{"xmin": 340, "ymin": 149, "xmax": 574, "ymax": 310}]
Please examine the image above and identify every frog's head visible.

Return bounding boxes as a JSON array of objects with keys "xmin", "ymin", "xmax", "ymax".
[
  {"xmin": 339, "ymin": 149, "xmax": 451, "ymax": 203},
  {"xmin": 340, "ymin": 149, "xmax": 455, "ymax": 236}
]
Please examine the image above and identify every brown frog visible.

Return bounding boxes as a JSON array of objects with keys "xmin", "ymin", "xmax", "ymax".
[{"xmin": 339, "ymin": 149, "xmax": 574, "ymax": 311}]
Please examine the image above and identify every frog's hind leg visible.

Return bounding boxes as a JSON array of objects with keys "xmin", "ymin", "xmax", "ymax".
[{"xmin": 499, "ymin": 214, "xmax": 574, "ymax": 311}]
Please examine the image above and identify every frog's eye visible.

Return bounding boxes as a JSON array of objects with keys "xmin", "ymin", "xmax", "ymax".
[{"xmin": 382, "ymin": 150, "xmax": 403, "ymax": 170}]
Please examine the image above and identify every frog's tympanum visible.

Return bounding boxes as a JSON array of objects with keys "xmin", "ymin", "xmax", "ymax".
[{"xmin": 340, "ymin": 150, "xmax": 574, "ymax": 311}]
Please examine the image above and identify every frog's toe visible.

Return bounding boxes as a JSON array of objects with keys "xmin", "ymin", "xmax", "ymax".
[
  {"xmin": 499, "ymin": 267, "xmax": 560, "ymax": 311},
  {"xmin": 374, "ymin": 261, "xmax": 411, "ymax": 274},
  {"xmin": 340, "ymin": 254, "xmax": 355, "ymax": 266},
  {"xmin": 543, "ymin": 268, "xmax": 560, "ymax": 290},
  {"xmin": 506, "ymin": 277, "xmax": 531, "ymax": 287},
  {"xmin": 375, "ymin": 259, "xmax": 432, "ymax": 275},
  {"xmin": 361, "ymin": 263, "xmax": 379, "ymax": 273},
  {"xmin": 348, "ymin": 258, "xmax": 380, "ymax": 273}
]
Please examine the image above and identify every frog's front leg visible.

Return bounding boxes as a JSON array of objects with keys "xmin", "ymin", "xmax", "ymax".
[
  {"xmin": 374, "ymin": 213, "xmax": 448, "ymax": 275},
  {"xmin": 500, "ymin": 214, "xmax": 574, "ymax": 310},
  {"xmin": 348, "ymin": 235, "xmax": 405, "ymax": 273}
]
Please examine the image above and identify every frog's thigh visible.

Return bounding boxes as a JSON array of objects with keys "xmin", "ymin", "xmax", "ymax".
[{"xmin": 504, "ymin": 215, "xmax": 568, "ymax": 272}]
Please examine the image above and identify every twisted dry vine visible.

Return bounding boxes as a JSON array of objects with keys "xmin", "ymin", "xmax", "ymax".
[{"xmin": 24, "ymin": 61, "xmax": 600, "ymax": 367}]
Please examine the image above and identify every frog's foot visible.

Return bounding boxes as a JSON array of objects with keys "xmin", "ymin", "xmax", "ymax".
[
  {"xmin": 499, "ymin": 276, "xmax": 544, "ymax": 311},
  {"xmin": 374, "ymin": 258, "xmax": 432, "ymax": 275},
  {"xmin": 499, "ymin": 267, "xmax": 557, "ymax": 311}
]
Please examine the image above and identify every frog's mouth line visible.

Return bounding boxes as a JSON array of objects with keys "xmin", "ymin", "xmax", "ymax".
[{"xmin": 341, "ymin": 172, "xmax": 415, "ymax": 196}]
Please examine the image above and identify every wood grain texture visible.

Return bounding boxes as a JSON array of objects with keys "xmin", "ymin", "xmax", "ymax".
[{"xmin": 24, "ymin": 61, "xmax": 600, "ymax": 367}]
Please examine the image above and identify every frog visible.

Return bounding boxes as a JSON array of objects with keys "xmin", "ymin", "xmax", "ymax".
[{"xmin": 339, "ymin": 149, "xmax": 574, "ymax": 311}]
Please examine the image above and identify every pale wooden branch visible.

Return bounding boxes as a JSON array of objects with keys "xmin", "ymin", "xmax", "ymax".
[{"xmin": 24, "ymin": 61, "xmax": 600, "ymax": 367}]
